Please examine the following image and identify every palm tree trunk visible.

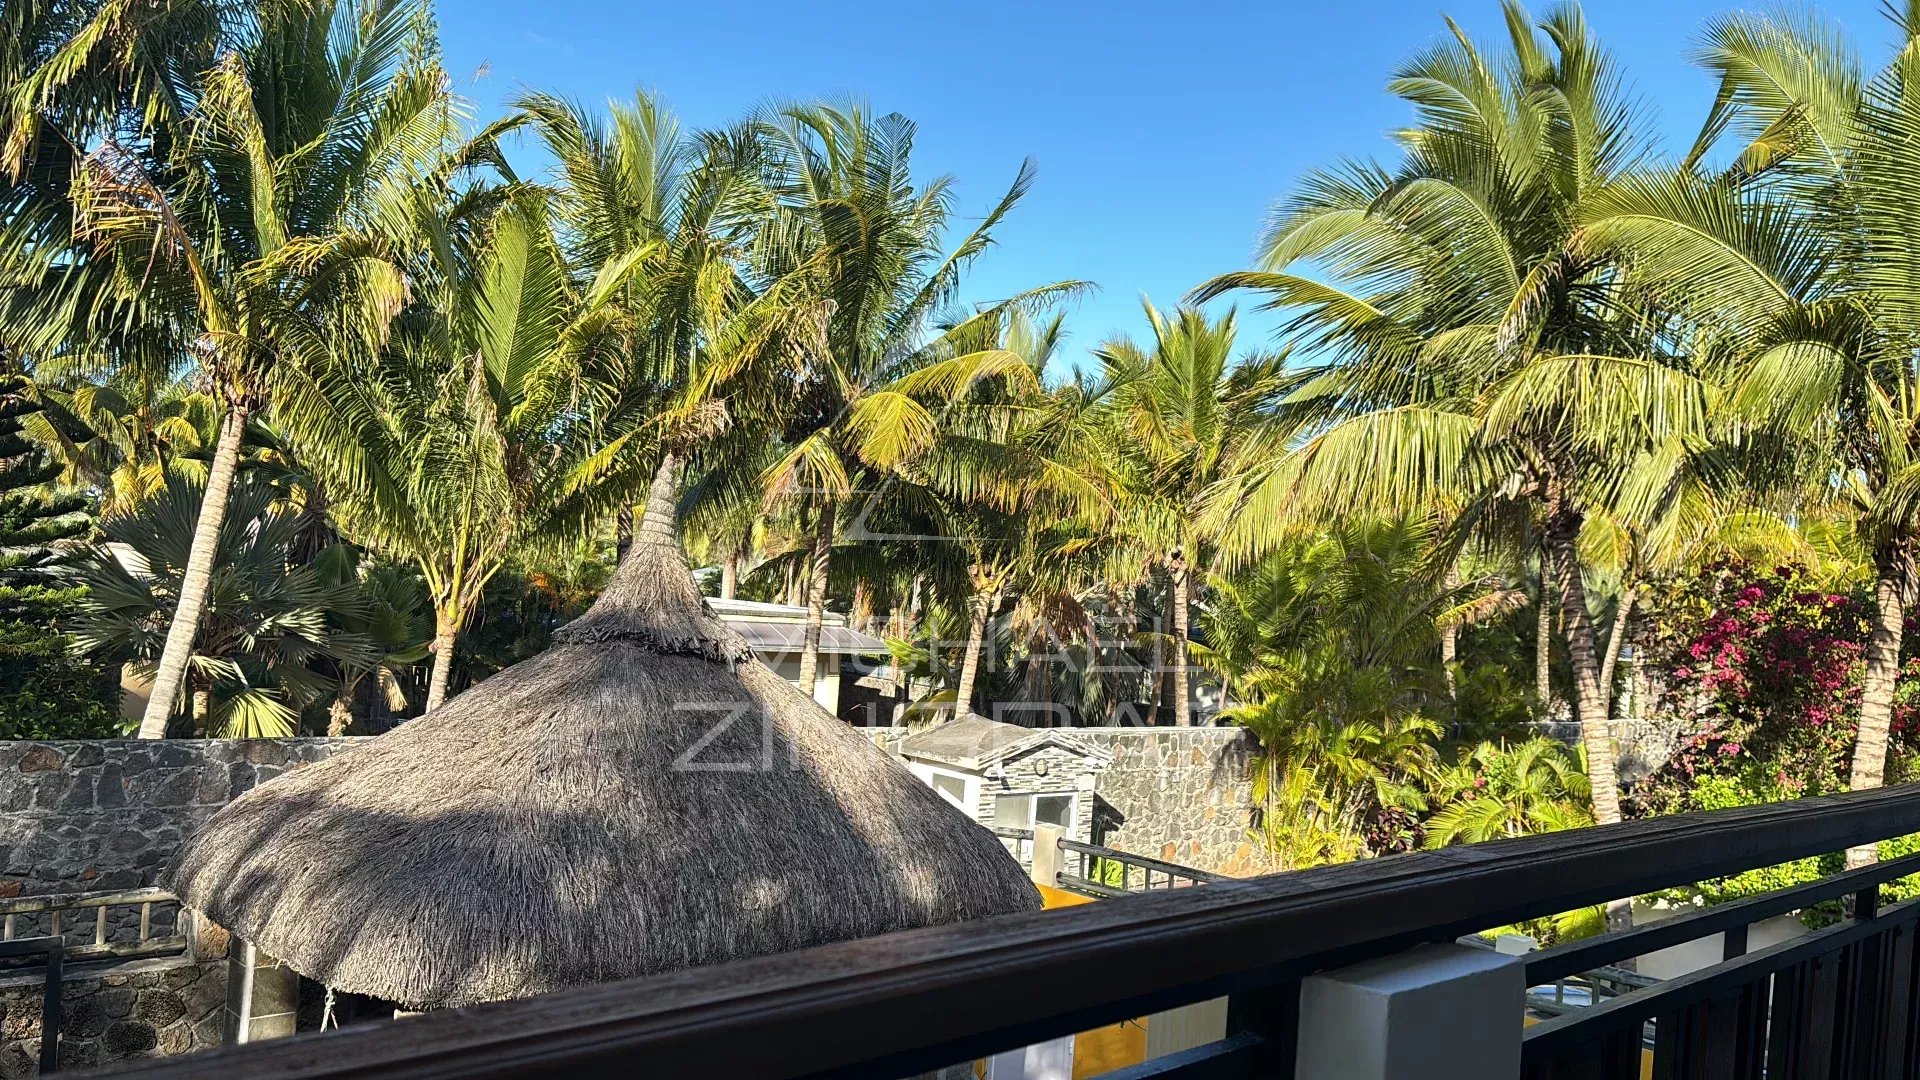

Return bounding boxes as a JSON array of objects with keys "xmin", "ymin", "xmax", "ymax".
[
  {"xmin": 851, "ymin": 579, "xmax": 873, "ymax": 635},
  {"xmin": 1171, "ymin": 556, "xmax": 1192, "ymax": 727},
  {"xmin": 614, "ymin": 505, "xmax": 634, "ymax": 560},
  {"xmin": 424, "ymin": 606, "xmax": 459, "ymax": 713},
  {"xmin": 890, "ymin": 575, "xmax": 922, "ymax": 725},
  {"xmin": 137, "ymin": 399, "xmax": 248, "ymax": 739},
  {"xmin": 1847, "ymin": 549, "xmax": 1916, "ymax": 869},
  {"xmin": 955, "ymin": 577, "xmax": 994, "ymax": 719},
  {"xmin": 1441, "ymin": 565, "xmax": 1461, "ymax": 699},
  {"xmin": 1599, "ymin": 585, "xmax": 1637, "ymax": 722},
  {"xmin": 720, "ymin": 552, "xmax": 739, "ymax": 600},
  {"xmin": 1549, "ymin": 525, "xmax": 1621, "ymax": 826},
  {"xmin": 797, "ymin": 502, "xmax": 835, "ymax": 697},
  {"xmin": 1535, "ymin": 563, "xmax": 1553, "ymax": 710},
  {"xmin": 1549, "ymin": 509, "xmax": 1630, "ymax": 934}
]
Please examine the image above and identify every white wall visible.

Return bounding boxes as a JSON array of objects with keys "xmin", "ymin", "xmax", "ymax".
[
  {"xmin": 762, "ymin": 652, "xmax": 842, "ymax": 712},
  {"xmin": 1631, "ymin": 899, "xmax": 1808, "ymax": 980}
]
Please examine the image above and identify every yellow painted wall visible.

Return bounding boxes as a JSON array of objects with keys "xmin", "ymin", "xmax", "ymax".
[{"xmin": 1037, "ymin": 886, "xmax": 1151, "ymax": 1077}]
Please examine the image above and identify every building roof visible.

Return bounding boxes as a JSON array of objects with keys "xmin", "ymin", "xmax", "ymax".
[
  {"xmin": 706, "ymin": 597, "xmax": 890, "ymax": 655},
  {"xmin": 163, "ymin": 474, "xmax": 1037, "ymax": 1009},
  {"xmin": 900, "ymin": 715, "xmax": 1113, "ymax": 772}
]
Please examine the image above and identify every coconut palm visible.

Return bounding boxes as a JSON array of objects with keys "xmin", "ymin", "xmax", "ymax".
[
  {"xmin": 508, "ymin": 90, "xmax": 776, "ymax": 462},
  {"xmin": 906, "ymin": 310, "xmax": 1111, "ymax": 720},
  {"xmin": 1575, "ymin": 4, "xmax": 1920, "ymax": 864},
  {"xmin": 309, "ymin": 191, "xmax": 649, "ymax": 712},
  {"xmin": 70, "ymin": 475, "xmax": 373, "ymax": 737},
  {"xmin": 1084, "ymin": 302, "xmax": 1294, "ymax": 726},
  {"xmin": 744, "ymin": 103, "xmax": 1081, "ymax": 699},
  {"xmin": 3, "ymin": 0, "xmax": 455, "ymax": 737},
  {"xmin": 1194, "ymin": 3, "xmax": 1707, "ymax": 828},
  {"xmin": 21, "ymin": 374, "xmax": 222, "ymax": 515}
]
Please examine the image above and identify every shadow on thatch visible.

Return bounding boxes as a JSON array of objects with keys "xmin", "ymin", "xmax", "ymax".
[
  {"xmin": 170, "ymin": 652, "xmax": 1036, "ymax": 1007},
  {"xmin": 164, "ymin": 455, "xmax": 1038, "ymax": 1009}
]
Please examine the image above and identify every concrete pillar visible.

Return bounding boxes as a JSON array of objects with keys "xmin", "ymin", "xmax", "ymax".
[
  {"xmin": 1294, "ymin": 943, "xmax": 1523, "ymax": 1080},
  {"xmin": 1146, "ymin": 996, "xmax": 1230, "ymax": 1058},
  {"xmin": 1031, "ymin": 823, "xmax": 1064, "ymax": 889},
  {"xmin": 224, "ymin": 938, "xmax": 299, "ymax": 1044}
]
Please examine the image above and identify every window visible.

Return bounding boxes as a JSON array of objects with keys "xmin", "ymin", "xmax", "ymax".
[
  {"xmin": 931, "ymin": 773, "xmax": 968, "ymax": 810},
  {"xmin": 994, "ymin": 793, "xmax": 1074, "ymax": 832}
]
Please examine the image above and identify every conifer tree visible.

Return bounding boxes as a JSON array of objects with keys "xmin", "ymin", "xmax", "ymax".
[{"xmin": 0, "ymin": 375, "xmax": 118, "ymax": 737}]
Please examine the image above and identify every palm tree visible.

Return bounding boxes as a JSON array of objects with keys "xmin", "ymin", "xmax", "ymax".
[
  {"xmin": 310, "ymin": 546, "xmax": 431, "ymax": 735},
  {"xmin": 1575, "ymin": 4, "xmax": 1920, "ymax": 864},
  {"xmin": 70, "ymin": 475, "xmax": 373, "ymax": 737},
  {"xmin": 22, "ymin": 374, "xmax": 222, "ymax": 515},
  {"xmin": 745, "ymin": 103, "xmax": 1080, "ymax": 700},
  {"xmin": 1085, "ymin": 302, "xmax": 1293, "ymax": 726},
  {"xmin": 1196, "ymin": 3, "xmax": 1704, "ymax": 826},
  {"xmin": 1224, "ymin": 661, "xmax": 1442, "ymax": 869},
  {"xmin": 310, "ymin": 191, "xmax": 648, "ymax": 712},
  {"xmin": 3, "ymin": 0, "xmax": 454, "ymax": 737},
  {"xmin": 905, "ymin": 310, "xmax": 1111, "ymax": 721},
  {"xmin": 1424, "ymin": 737, "xmax": 1593, "ymax": 846}
]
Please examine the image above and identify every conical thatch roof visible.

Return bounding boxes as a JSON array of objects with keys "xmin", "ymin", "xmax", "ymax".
[{"xmin": 163, "ymin": 457, "xmax": 1039, "ymax": 1009}]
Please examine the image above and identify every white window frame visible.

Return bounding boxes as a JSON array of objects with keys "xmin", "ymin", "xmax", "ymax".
[{"xmin": 991, "ymin": 791, "xmax": 1078, "ymax": 836}]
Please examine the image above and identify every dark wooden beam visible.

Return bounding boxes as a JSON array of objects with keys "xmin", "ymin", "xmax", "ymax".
[{"xmin": 96, "ymin": 783, "xmax": 1920, "ymax": 1079}]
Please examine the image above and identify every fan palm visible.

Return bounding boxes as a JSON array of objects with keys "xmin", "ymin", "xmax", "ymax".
[
  {"xmin": 70, "ymin": 475, "xmax": 373, "ymax": 737},
  {"xmin": 310, "ymin": 545, "xmax": 431, "ymax": 734},
  {"xmin": 1576, "ymin": 4, "xmax": 1920, "ymax": 864},
  {"xmin": 1195, "ymin": 2, "xmax": 1705, "ymax": 825},
  {"xmin": 3, "ymin": 0, "xmax": 455, "ymax": 737}
]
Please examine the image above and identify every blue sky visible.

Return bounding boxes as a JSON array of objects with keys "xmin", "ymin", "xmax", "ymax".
[{"xmin": 437, "ymin": 0, "xmax": 1890, "ymax": 368}]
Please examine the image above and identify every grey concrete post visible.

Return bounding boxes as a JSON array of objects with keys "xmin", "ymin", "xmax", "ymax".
[
  {"xmin": 1293, "ymin": 943, "xmax": 1524, "ymax": 1080},
  {"xmin": 223, "ymin": 937, "xmax": 299, "ymax": 1044},
  {"xmin": 1030, "ymin": 822, "xmax": 1064, "ymax": 888}
]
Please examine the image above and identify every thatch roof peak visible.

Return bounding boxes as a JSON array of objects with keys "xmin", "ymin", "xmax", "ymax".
[{"xmin": 550, "ymin": 451, "xmax": 752, "ymax": 665}]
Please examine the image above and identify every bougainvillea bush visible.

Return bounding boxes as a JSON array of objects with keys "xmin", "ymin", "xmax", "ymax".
[{"xmin": 1634, "ymin": 561, "xmax": 1920, "ymax": 915}]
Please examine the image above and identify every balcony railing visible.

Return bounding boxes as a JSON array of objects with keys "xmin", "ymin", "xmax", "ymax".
[
  {"xmin": 991, "ymin": 826, "xmax": 1224, "ymax": 896},
  {"xmin": 90, "ymin": 784, "xmax": 1920, "ymax": 1079}
]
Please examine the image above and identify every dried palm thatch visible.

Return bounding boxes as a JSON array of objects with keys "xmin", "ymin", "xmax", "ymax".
[{"xmin": 163, "ymin": 453, "xmax": 1039, "ymax": 1009}]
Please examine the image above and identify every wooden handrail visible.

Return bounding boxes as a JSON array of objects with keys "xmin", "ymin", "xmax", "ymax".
[
  {"xmin": 0, "ymin": 886, "xmax": 175, "ymax": 916},
  {"xmin": 100, "ymin": 783, "xmax": 1920, "ymax": 1079}
]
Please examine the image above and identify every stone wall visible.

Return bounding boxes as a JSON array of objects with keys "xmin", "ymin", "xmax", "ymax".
[
  {"xmin": 1, "ymin": 739, "xmax": 353, "ymax": 899},
  {"xmin": 1, "ymin": 739, "xmax": 350, "ymax": 1075},
  {"xmin": 1075, "ymin": 729, "xmax": 1263, "ymax": 877},
  {"xmin": 0, "ymin": 955, "xmax": 225, "ymax": 1078}
]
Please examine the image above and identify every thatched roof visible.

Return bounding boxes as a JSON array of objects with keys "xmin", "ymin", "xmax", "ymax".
[{"xmin": 163, "ymin": 456, "xmax": 1039, "ymax": 1009}]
